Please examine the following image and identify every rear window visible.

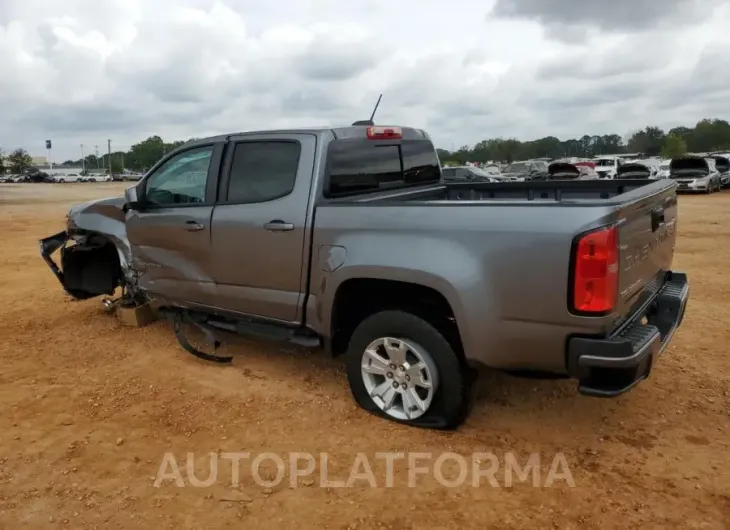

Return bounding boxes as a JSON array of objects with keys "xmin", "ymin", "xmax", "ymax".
[{"xmin": 326, "ymin": 139, "xmax": 441, "ymax": 197}]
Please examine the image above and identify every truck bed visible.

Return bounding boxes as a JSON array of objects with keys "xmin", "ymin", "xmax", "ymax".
[
  {"xmin": 345, "ymin": 178, "xmax": 672, "ymax": 205},
  {"xmin": 313, "ymin": 176, "xmax": 678, "ymax": 371}
]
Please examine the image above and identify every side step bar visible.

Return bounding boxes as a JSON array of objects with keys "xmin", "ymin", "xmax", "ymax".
[{"xmin": 160, "ymin": 309, "xmax": 321, "ymax": 364}]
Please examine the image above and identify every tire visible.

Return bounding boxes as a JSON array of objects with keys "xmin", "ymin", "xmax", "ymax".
[
  {"xmin": 345, "ymin": 310, "xmax": 473, "ymax": 430},
  {"xmin": 58, "ymin": 179, "xmax": 65, "ymax": 183}
]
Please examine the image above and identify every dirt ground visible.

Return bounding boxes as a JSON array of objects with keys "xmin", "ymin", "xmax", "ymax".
[{"xmin": 0, "ymin": 183, "xmax": 728, "ymax": 530}]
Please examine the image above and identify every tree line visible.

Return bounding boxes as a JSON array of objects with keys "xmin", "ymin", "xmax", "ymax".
[
  {"xmin": 1, "ymin": 118, "xmax": 728, "ymax": 174},
  {"xmin": 437, "ymin": 118, "xmax": 730, "ymax": 165}
]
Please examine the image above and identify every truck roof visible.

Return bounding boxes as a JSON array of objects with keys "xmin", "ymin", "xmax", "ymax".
[{"xmin": 183, "ymin": 125, "xmax": 431, "ymax": 149}]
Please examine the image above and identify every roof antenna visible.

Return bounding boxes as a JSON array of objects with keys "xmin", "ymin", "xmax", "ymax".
[{"xmin": 352, "ymin": 94, "xmax": 382, "ymax": 126}]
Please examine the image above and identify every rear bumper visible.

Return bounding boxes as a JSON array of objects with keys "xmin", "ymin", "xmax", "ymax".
[{"xmin": 567, "ymin": 271, "xmax": 689, "ymax": 397}]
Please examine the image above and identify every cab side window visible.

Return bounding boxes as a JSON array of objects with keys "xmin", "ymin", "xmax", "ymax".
[{"xmin": 145, "ymin": 147, "xmax": 213, "ymax": 206}]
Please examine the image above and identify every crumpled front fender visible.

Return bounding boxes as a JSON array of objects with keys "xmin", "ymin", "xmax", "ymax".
[
  {"xmin": 40, "ymin": 196, "xmax": 136, "ymax": 300},
  {"xmin": 66, "ymin": 196, "xmax": 133, "ymax": 272}
]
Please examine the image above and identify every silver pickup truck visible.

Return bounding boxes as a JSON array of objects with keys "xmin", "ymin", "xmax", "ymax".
[{"xmin": 40, "ymin": 125, "xmax": 690, "ymax": 429}]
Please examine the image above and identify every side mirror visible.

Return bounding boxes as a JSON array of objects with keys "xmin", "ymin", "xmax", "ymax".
[{"xmin": 125, "ymin": 185, "xmax": 141, "ymax": 210}]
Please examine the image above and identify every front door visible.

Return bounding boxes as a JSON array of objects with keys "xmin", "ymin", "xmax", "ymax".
[
  {"xmin": 209, "ymin": 134, "xmax": 317, "ymax": 322},
  {"xmin": 125, "ymin": 142, "xmax": 223, "ymax": 307}
]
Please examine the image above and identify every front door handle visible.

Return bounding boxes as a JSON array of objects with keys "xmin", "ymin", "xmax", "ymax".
[
  {"xmin": 264, "ymin": 220, "xmax": 294, "ymax": 232},
  {"xmin": 183, "ymin": 220, "xmax": 205, "ymax": 231}
]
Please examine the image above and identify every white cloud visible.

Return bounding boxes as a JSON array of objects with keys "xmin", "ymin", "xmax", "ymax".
[{"xmin": 0, "ymin": 0, "xmax": 728, "ymax": 160}]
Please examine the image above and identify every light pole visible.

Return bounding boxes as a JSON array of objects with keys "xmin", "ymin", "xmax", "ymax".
[
  {"xmin": 94, "ymin": 145, "xmax": 100, "ymax": 169},
  {"xmin": 81, "ymin": 144, "xmax": 85, "ymax": 173},
  {"xmin": 107, "ymin": 139, "xmax": 112, "ymax": 176}
]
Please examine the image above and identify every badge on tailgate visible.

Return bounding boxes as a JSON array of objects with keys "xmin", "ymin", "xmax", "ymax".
[{"xmin": 622, "ymin": 219, "xmax": 676, "ymax": 272}]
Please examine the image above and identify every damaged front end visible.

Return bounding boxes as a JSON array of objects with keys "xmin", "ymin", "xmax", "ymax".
[
  {"xmin": 40, "ymin": 197, "xmax": 138, "ymax": 302},
  {"xmin": 41, "ymin": 230, "xmax": 125, "ymax": 300},
  {"xmin": 40, "ymin": 195, "xmax": 234, "ymax": 364}
]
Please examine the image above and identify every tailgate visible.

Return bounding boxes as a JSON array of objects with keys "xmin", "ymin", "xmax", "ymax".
[{"xmin": 616, "ymin": 185, "xmax": 677, "ymax": 314}]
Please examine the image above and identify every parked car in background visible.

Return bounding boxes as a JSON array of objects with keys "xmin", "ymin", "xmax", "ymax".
[
  {"xmin": 83, "ymin": 174, "xmax": 113, "ymax": 182},
  {"xmin": 616, "ymin": 163, "xmax": 653, "ymax": 179},
  {"xmin": 669, "ymin": 156, "xmax": 722, "ymax": 193},
  {"xmin": 577, "ymin": 165, "xmax": 600, "ymax": 179},
  {"xmin": 656, "ymin": 160, "xmax": 671, "ymax": 179},
  {"xmin": 122, "ymin": 173, "xmax": 144, "ymax": 181},
  {"xmin": 547, "ymin": 162, "xmax": 579, "ymax": 179},
  {"xmin": 442, "ymin": 166, "xmax": 500, "ymax": 182},
  {"xmin": 708, "ymin": 155, "xmax": 730, "ymax": 188},
  {"xmin": 443, "ymin": 165, "xmax": 518, "ymax": 182},
  {"xmin": 7, "ymin": 174, "xmax": 29, "ymax": 183},
  {"xmin": 627, "ymin": 158, "xmax": 660, "ymax": 178},
  {"xmin": 51, "ymin": 174, "xmax": 82, "ymax": 183},
  {"xmin": 545, "ymin": 162, "xmax": 599, "ymax": 180},
  {"xmin": 501, "ymin": 160, "xmax": 549, "ymax": 180},
  {"xmin": 593, "ymin": 157, "xmax": 623, "ymax": 179},
  {"xmin": 26, "ymin": 172, "xmax": 53, "ymax": 183}
]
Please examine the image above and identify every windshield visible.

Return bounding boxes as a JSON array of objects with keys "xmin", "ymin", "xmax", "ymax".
[
  {"xmin": 594, "ymin": 159, "xmax": 614, "ymax": 167},
  {"xmin": 505, "ymin": 163, "xmax": 527, "ymax": 173}
]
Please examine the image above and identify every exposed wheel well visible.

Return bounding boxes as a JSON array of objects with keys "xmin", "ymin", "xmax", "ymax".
[
  {"xmin": 62, "ymin": 233, "xmax": 123, "ymax": 299},
  {"xmin": 330, "ymin": 278, "xmax": 464, "ymax": 361}
]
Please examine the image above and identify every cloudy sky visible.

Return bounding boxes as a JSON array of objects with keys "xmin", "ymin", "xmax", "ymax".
[{"xmin": 1, "ymin": 0, "xmax": 728, "ymax": 160}]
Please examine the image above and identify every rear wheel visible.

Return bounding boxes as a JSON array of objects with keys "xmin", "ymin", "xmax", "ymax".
[{"xmin": 345, "ymin": 310, "xmax": 472, "ymax": 429}]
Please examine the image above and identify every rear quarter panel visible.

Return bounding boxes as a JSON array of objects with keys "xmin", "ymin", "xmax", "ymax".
[{"xmin": 309, "ymin": 202, "xmax": 622, "ymax": 372}]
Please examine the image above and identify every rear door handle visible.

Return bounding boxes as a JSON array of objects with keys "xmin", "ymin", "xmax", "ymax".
[
  {"xmin": 264, "ymin": 220, "xmax": 294, "ymax": 232},
  {"xmin": 183, "ymin": 220, "xmax": 205, "ymax": 231}
]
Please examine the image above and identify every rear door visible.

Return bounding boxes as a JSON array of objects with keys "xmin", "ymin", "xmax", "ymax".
[
  {"xmin": 125, "ymin": 142, "xmax": 224, "ymax": 306},
  {"xmin": 616, "ymin": 184, "xmax": 678, "ymax": 313},
  {"xmin": 208, "ymin": 133, "xmax": 317, "ymax": 323}
]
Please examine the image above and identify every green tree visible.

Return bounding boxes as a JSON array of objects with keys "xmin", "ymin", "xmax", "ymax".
[
  {"xmin": 126, "ymin": 135, "xmax": 166, "ymax": 171},
  {"xmin": 0, "ymin": 148, "xmax": 5, "ymax": 174},
  {"xmin": 7, "ymin": 148, "xmax": 33, "ymax": 173},
  {"xmin": 627, "ymin": 126, "xmax": 666, "ymax": 156},
  {"xmin": 692, "ymin": 118, "xmax": 730, "ymax": 152},
  {"xmin": 661, "ymin": 134, "xmax": 688, "ymax": 159}
]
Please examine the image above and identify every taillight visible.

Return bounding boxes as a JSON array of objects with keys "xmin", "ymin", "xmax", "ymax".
[
  {"xmin": 572, "ymin": 225, "xmax": 618, "ymax": 314},
  {"xmin": 366, "ymin": 126, "xmax": 402, "ymax": 140}
]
